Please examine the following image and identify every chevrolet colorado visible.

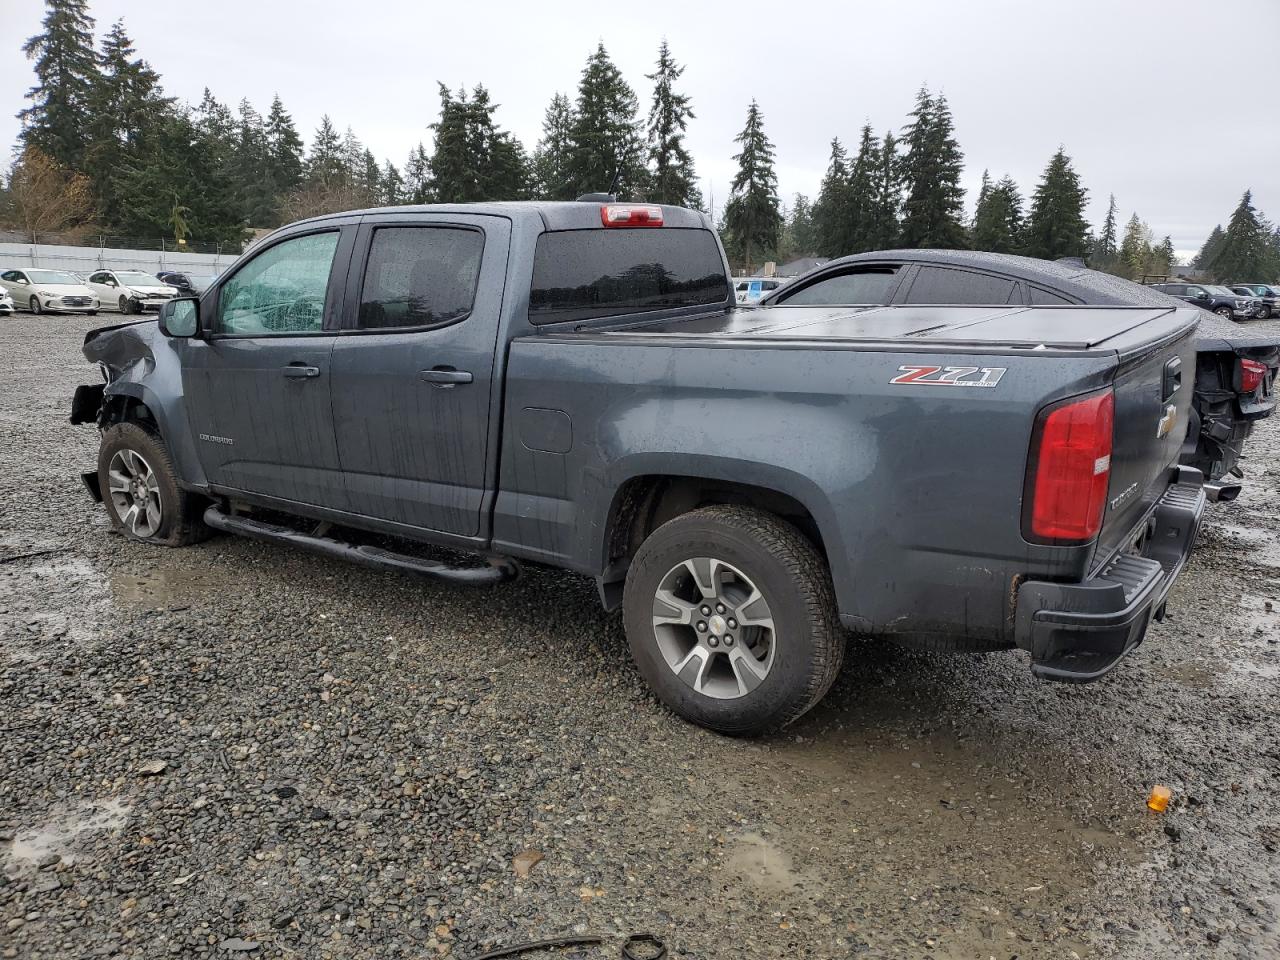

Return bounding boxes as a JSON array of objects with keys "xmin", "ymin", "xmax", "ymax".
[{"xmin": 70, "ymin": 201, "xmax": 1208, "ymax": 733}]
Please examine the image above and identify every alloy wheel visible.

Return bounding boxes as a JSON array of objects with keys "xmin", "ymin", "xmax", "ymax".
[
  {"xmin": 650, "ymin": 556, "xmax": 776, "ymax": 699},
  {"xmin": 107, "ymin": 448, "xmax": 163, "ymax": 538}
]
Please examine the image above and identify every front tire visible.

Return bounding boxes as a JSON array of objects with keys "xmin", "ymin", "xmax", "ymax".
[
  {"xmin": 98, "ymin": 422, "xmax": 211, "ymax": 546},
  {"xmin": 623, "ymin": 505, "xmax": 844, "ymax": 734},
  {"xmin": 118, "ymin": 295, "xmax": 133, "ymax": 315},
  {"xmin": 29, "ymin": 296, "xmax": 42, "ymax": 315},
  {"xmin": 1215, "ymin": 306, "xmax": 1233, "ymax": 319}
]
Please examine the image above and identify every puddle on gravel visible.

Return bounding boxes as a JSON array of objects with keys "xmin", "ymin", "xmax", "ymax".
[
  {"xmin": 7, "ymin": 799, "xmax": 131, "ymax": 869},
  {"xmin": 712, "ymin": 719, "xmax": 1127, "ymax": 956},
  {"xmin": 722, "ymin": 831, "xmax": 804, "ymax": 894},
  {"xmin": 108, "ymin": 564, "xmax": 202, "ymax": 607},
  {"xmin": 1214, "ymin": 524, "xmax": 1280, "ymax": 568}
]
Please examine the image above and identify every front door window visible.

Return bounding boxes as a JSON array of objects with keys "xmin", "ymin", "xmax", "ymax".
[{"xmin": 216, "ymin": 232, "xmax": 339, "ymax": 336}]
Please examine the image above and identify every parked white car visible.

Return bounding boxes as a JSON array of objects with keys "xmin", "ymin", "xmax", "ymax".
[
  {"xmin": 85, "ymin": 270, "xmax": 180, "ymax": 314},
  {"xmin": 733, "ymin": 276, "xmax": 786, "ymax": 304},
  {"xmin": 0, "ymin": 288, "xmax": 14, "ymax": 316},
  {"xmin": 0, "ymin": 268, "xmax": 99, "ymax": 314}
]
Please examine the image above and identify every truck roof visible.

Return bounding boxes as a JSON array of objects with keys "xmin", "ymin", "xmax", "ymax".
[{"xmin": 283, "ymin": 200, "xmax": 714, "ymax": 232}]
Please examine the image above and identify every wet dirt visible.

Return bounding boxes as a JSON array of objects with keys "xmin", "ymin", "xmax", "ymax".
[{"xmin": 1, "ymin": 315, "xmax": 1278, "ymax": 959}]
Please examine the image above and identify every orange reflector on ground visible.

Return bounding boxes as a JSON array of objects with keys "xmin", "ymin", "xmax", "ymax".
[{"xmin": 1147, "ymin": 785, "xmax": 1172, "ymax": 812}]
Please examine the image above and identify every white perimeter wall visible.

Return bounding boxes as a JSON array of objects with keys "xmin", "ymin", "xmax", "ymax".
[{"xmin": 0, "ymin": 242, "xmax": 238, "ymax": 276}]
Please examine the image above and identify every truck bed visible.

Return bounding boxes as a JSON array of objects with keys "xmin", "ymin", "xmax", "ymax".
[{"xmin": 578, "ymin": 304, "xmax": 1191, "ymax": 354}]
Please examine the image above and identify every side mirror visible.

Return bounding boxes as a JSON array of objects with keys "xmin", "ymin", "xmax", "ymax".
[{"xmin": 159, "ymin": 297, "xmax": 200, "ymax": 338}]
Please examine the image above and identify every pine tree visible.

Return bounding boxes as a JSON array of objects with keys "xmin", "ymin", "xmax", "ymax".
[
  {"xmin": 190, "ymin": 89, "xmax": 238, "ymax": 229},
  {"xmin": 566, "ymin": 43, "xmax": 646, "ymax": 199},
  {"xmin": 723, "ymin": 100, "xmax": 782, "ymax": 270},
  {"xmin": 379, "ymin": 160, "xmax": 404, "ymax": 206},
  {"xmin": 403, "ymin": 143, "xmax": 432, "ymax": 203},
  {"xmin": 1210, "ymin": 189, "xmax": 1271, "ymax": 281},
  {"xmin": 1151, "ymin": 236, "xmax": 1175, "ymax": 276},
  {"xmin": 812, "ymin": 138, "xmax": 850, "ymax": 256},
  {"xmin": 84, "ymin": 20, "xmax": 171, "ymax": 230},
  {"xmin": 20, "ymin": 0, "xmax": 100, "ymax": 169},
  {"xmin": 898, "ymin": 88, "xmax": 967, "ymax": 249},
  {"xmin": 645, "ymin": 40, "xmax": 700, "ymax": 207},
  {"xmin": 113, "ymin": 108, "xmax": 245, "ymax": 244},
  {"xmin": 264, "ymin": 95, "xmax": 304, "ymax": 212},
  {"xmin": 430, "ymin": 84, "xmax": 529, "ymax": 202},
  {"xmin": 865, "ymin": 132, "xmax": 900, "ymax": 250},
  {"xmin": 1022, "ymin": 147, "xmax": 1089, "ymax": 260},
  {"xmin": 1193, "ymin": 225, "xmax": 1225, "ymax": 270},
  {"xmin": 845, "ymin": 123, "xmax": 882, "ymax": 253},
  {"xmin": 231, "ymin": 100, "xmax": 274, "ymax": 226},
  {"xmin": 305, "ymin": 116, "xmax": 346, "ymax": 187},
  {"xmin": 1118, "ymin": 213, "xmax": 1152, "ymax": 279},
  {"xmin": 972, "ymin": 174, "xmax": 1023, "ymax": 254},
  {"xmin": 1098, "ymin": 193, "xmax": 1118, "ymax": 257},
  {"xmin": 786, "ymin": 193, "xmax": 817, "ymax": 257},
  {"xmin": 533, "ymin": 93, "xmax": 575, "ymax": 200}
]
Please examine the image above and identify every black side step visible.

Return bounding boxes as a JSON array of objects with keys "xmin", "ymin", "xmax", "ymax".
[{"xmin": 202, "ymin": 505, "xmax": 518, "ymax": 586}]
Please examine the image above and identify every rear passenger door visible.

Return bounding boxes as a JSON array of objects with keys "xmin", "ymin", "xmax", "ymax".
[{"xmin": 328, "ymin": 214, "xmax": 511, "ymax": 540}]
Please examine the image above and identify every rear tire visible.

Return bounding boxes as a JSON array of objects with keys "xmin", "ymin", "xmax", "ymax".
[
  {"xmin": 623, "ymin": 505, "xmax": 844, "ymax": 734},
  {"xmin": 98, "ymin": 422, "xmax": 211, "ymax": 546}
]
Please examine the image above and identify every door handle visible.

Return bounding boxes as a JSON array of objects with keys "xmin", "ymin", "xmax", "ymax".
[
  {"xmin": 420, "ymin": 367, "xmax": 473, "ymax": 387},
  {"xmin": 282, "ymin": 364, "xmax": 321, "ymax": 379}
]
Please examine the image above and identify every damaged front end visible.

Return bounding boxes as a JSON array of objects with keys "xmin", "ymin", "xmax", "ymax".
[{"xmin": 69, "ymin": 318, "xmax": 165, "ymax": 501}]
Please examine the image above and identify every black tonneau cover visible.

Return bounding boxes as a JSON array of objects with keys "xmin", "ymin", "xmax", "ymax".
[{"xmin": 601, "ymin": 304, "xmax": 1198, "ymax": 352}]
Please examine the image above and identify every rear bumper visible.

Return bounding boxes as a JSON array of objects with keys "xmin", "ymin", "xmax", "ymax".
[{"xmin": 1014, "ymin": 467, "xmax": 1206, "ymax": 682}]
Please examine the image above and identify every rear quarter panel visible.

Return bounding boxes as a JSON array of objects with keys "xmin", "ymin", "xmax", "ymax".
[{"xmin": 495, "ymin": 337, "xmax": 1117, "ymax": 644}]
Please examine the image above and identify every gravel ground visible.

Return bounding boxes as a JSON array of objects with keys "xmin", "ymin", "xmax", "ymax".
[{"xmin": 2, "ymin": 313, "xmax": 1279, "ymax": 960}]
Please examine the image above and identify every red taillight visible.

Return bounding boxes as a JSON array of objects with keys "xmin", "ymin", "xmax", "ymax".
[
  {"xmin": 1025, "ymin": 389, "xmax": 1115, "ymax": 544},
  {"xmin": 1240, "ymin": 358, "xmax": 1266, "ymax": 394},
  {"xmin": 600, "ymin": 204, "xmax": 663, "ymax": 228}
]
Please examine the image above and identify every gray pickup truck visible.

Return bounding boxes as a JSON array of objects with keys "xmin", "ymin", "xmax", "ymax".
[{"xmin": 71, "ymin": 201, "xmax": 1208, "ymax": 733}]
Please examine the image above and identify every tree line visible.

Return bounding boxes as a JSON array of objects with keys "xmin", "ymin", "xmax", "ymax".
[
  {"xmin": 735, "ymin": 86, "xmax": 1280, "ymax": 282},
  {"xmin": 4, "ymin": 0, "xmax": 1278, "ymax": 283}
]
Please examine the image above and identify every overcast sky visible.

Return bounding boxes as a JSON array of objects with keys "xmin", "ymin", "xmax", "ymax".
[{"xmin": 4, "ymin": 0, "xmax": 1278, "ymax": 256}]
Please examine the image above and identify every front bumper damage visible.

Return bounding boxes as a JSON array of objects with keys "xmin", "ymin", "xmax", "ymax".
[{"xmin": 1014, "ymin": 466, "xmax": 1207, "ymax": 682}]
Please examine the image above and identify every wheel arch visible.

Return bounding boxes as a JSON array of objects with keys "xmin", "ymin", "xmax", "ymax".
[
  {"xmin": 101, "ymin": 381, "xmax": 208, "ymax": 488},
  {"xmin": 594, "ymin": 463, "xmax": 844, "ymax": 611}
]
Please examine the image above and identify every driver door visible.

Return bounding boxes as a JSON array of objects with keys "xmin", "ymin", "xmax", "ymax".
[{"xmin": 180, "ymin": 224, "xmax": 357, "ymax": 511}]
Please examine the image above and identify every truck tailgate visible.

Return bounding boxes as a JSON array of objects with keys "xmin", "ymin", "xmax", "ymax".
[{"xmin": 1093, "ymin": 321, "xmax": 1198, "ymax": 564}]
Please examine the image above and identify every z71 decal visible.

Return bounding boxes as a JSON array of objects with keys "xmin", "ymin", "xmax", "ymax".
[{"xmin": 888, "ymin": 365, "xmax": 1008, "ymax": 388}]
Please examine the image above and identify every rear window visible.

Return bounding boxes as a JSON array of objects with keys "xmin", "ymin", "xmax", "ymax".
[
  {"xmin": 529, "ymin": 228, "xmax": 729, "ymax": 325},
  {"xmin": 777, "ymin": 267, "xmax": 899, "ymax": 305},
  {"xmin": 904, "ymin": 266, "xmax": 1018, "ymax": 305}
]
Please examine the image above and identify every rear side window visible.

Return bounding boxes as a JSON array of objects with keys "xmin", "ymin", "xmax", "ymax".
[
  {"xmin": 904, "ymin": 266, "xmax": 1017, "ymax": 305},
  {"xmin": 358, "ymin": 226, "xmax": 483, "ymax": 330},
  {"xmin": 777, "ymin": 267, "xmax": 899, "ymax": 305},
  {"xmin": 529, "ymin": 228, "xmax": 729, "ymax": 325},
  {"xmin": 1029, "ymin": 286, "xmax": 1074, "ymax": 305}
]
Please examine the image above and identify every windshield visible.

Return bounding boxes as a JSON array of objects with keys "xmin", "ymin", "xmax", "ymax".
[
  {"xmin": 27, "ymin": 270, "xmax": 81, "ymax": 285},
  {"xmin": 115, "ymin": 271, "xmax": 167, "ymax": 287}
]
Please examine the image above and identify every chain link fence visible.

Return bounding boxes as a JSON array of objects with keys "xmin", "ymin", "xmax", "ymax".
[{"xmin": 0, "ymin": 230, "xmax": 241, "ymax": 256}]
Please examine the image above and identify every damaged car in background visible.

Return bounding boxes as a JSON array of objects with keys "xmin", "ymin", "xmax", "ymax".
[{"xmin": 760, "ymin": 250, "xmax": 1279, "ymax": 493}]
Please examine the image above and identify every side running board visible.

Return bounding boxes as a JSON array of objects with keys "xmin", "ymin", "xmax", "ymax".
[{"xmin": 202, "ymin": 505, "xmax": 518, "ymax": 586}]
